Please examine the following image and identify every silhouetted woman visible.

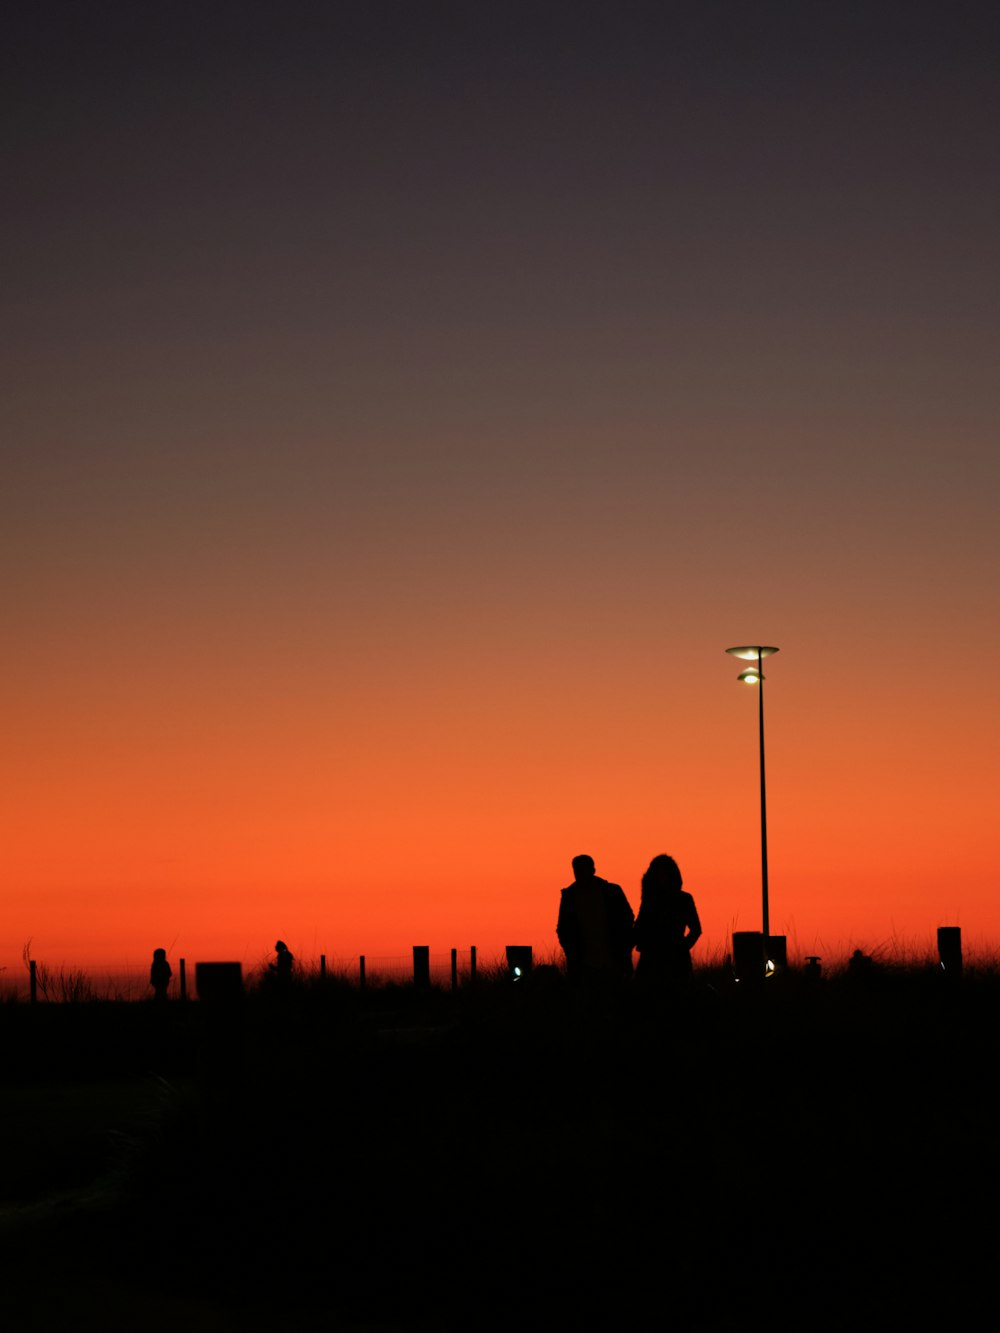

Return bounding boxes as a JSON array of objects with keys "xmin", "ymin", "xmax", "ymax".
[
  {"xmin": 633, "ymin": 855, "xmax": 702, "ymax": 983},
  {"xmin": 150, "ymin": 948, "xmax": 172, "ymax": 1001}
]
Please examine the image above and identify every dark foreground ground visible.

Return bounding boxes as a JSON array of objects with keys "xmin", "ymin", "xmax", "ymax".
[{"xmin": 3, "ymin": 966, "xmax": 998, "ymax": 1331}]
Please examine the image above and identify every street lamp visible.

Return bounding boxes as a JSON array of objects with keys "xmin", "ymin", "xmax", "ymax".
[{"xmin": 725, "ymin": 645, "xmax": 779, "ymax": 948}]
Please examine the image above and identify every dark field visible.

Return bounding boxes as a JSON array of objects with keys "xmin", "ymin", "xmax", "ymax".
[{"xmin": 3, "ymin": 966, "xmax": 997, "ymax": 1331}]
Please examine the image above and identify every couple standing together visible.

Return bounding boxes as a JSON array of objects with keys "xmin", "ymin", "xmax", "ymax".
[{"xmin": 556, "ymin": 853, "xmax": 702, "ymax": 983}]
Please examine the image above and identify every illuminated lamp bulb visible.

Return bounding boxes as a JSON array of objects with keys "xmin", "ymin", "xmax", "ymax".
[{"xmin": 738, "ymin": 669, "xmax": 763, "ymax": 684}]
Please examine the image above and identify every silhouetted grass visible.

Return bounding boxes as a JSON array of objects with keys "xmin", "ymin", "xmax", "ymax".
[{"xmin": 3, "ymin": 960, "xmax": 999, "ymax": 1329}]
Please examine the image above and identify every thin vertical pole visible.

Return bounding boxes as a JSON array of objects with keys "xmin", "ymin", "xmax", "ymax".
[
  {"xmin": 758, "ymin": 647, "xmax": 769, "ymax": 946},
  {"xmin": 470, "ymin": 946, "xmax": 477, "ymax": 981},
  {"xmin": 29, "ymin": 959, "xmax": 37, "ymax": 1005},
  {"xmin": 179, "ymin": 958, "xmax": 187, "ymax": 1001},
  {"xmin": 359, "ymin": 955, "xmax": 366, "ymax": 989},
  {"xmin": 320, "ymin": 953, "xmax": 326, "ymax": 980},
  {"xmin": 451, "ymin": 947, "xmax": 458, "ymax": 990}
]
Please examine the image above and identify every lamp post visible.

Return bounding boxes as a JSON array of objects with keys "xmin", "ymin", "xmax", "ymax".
[{"xmin": 725, "ymin": 645, "xmax": 779, "ymax": 948}]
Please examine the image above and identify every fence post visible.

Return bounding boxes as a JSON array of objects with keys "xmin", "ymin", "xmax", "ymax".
[
  {"xmin": 320, "ymin": 953, "xmax": 327, "ymax": 981},
  {"xmin": 470, "ymin": 945, "xmax": 477, "ymax": 982},
  {"xmin": 938, "ymin": 927, "xmax": 962, "ymax": 975},
  {"xmin": 179, "ymin": 958, "xmax": 187, "ymax": 1002},
  {"xmin": 413, "ymin": 946, "xmax": 430, "ymax": 989},
  {"xmin": 29, "ymin": 959, "xmax": 37, "ymax": 1005},
  {"xmin": 359, "ymin": 955, "xmax": 366, "ymax": 989}
]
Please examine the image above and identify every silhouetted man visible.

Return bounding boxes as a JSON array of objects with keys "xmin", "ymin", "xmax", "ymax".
[{"xmin": 557, "ymin": 854, "xmax": 635, "ymax": 982}]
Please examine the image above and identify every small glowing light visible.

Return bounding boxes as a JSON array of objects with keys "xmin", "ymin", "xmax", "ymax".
[
  {"xmin": 513, "ymin": 966, "xmax": 522, "ymax": 978},
  {"xmin": 738, "ymin": 669, "xmax": 762, "ymax": 685},
  {"xmin": 765, "ymin": 958, "xmax": 776, "ymax": 975}
]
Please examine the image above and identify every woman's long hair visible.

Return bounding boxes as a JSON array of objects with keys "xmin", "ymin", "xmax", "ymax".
[{"xmin": 640, "ymin": 854, "xmax": 683, "ymax": 903}]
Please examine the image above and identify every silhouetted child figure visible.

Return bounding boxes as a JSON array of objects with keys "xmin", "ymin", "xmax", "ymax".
[
  {"xmin": 633, "ymin": 855, "xmax": 702, "ymax": 985},
  {"xmin": 270, "ymin": 940, "xmax": 294, "ymax": 984},
  {"xmin": 150, "ymin": 948, "xmax": 172, "ymax": 1001}
]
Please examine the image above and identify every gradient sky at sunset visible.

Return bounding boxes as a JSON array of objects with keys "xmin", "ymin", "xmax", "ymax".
[{"xmin": 3, "ymin": 1, "xmax": 999, "ymax": 978}]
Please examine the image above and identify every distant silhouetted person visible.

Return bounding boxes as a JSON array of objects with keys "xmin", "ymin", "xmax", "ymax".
[
  {"xmin": 557, "ymin": 854, "xmax": 635, "ymax": 982},
  {"xmin": 270, "ymin": 940, "xmax": 294, "ymax": 984},
  {"xmin": 149, "ymin": 948, "xmax": 172, "ymax": 1001},
  {"xmin": 633, "ymin": 855, "xmax": 702, "ymax": 984}
]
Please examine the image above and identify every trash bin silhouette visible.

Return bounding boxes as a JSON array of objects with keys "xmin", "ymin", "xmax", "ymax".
[
  {"xmin": 937, "ymin": 927, "xmax": 962, "ymax": 974},
  {"xmin": 732, "ymin": 932, "xmax": 764, "ymax": 984},
  {"xmin": 506, "ymin": 945, "xmax": 533, "ymax": 978},
  {"xmin": 195, "ymin": 962, "xmax": 244, "ymax": 1003}
]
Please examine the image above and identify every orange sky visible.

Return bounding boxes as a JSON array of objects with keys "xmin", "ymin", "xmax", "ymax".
[
  {"xmin": 3, "ymin": 6, "xmax": 999, "ymax": 981},
  {"xmin": 5, "ymin": 599, "xmax": 998, "ymax": 976}
]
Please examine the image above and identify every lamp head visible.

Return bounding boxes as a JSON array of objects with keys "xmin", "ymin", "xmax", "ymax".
[
  {"xmin": 725, "ymin": 646, "xmax": 779, "ymax": 661},
  {"xmin": 738, "ymin": 668, "xmax": 763, "ymax": 685}
]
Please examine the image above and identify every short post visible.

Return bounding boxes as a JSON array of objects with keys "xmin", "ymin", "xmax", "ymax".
[
  {"xmin": 804, "ymin": 956, "xmax": 822, "ymax": 981},
  {"xmin": 767, "ymin": 935, "xmax": 788, "ymax": 973},
  {"xmin": 732, "ymin": 931, "xmax": 765, "ymax": 985},
  {"xmin": 359, "ymin": 955, "xmax": 366, "ymax": 989},
  {"xmin": 506, "ymin": 945, "xmax": 533, "ymax": 978},
  {"xmin": 195, "ymin": 962, "xmax": 244, "ymax": 1003},
  {"xmin": 179, "ymin": 957, "xmax": 187, "ymax": 1001},
  {"xmin": 413, "ymin": 945, "xmax": 430, "ymax": 990},
  {"xmin": 470, "ymin": 945, "xmax": 477, "ymax": 982},
  {"xmin": 451, "ymin": 947, "xmax": 458, "ymax": 990},
  {"xmin": 320, "ymin": 953, "xmax": 327, "ymax": 981},
  {"xmin": 937, "ymin": 927, "xmax": 962, "ymax": 975},
  {"xmin": 29, "ymin": 959, "xmax": 37, "ymax": 1005}
]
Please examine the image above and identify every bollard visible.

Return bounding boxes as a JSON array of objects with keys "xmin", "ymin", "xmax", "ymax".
[
  {"xmin": 732, "ymin": 932, "xmax": 765, "ymax": 985},
  {"xmin": 804, "ymin": 956, "xmax": 822, "ymax": 981},
  {"xmin": 767, "ymin": 935, "xmax": 788, "ymax": 974},
  {"xmin": 413, "ymin": 946, "xmax": 430, "ymax": 989},
  {"xmin": 179, "ymin": 957, "xmax": 187, "ymax": 1001},
  {"xmin": 195, "ymin": 962, "xmax": 244, "ymax": 1004},
  {"xmin": 505, "ymin": 945, "xmax": 533, "ymax": 979},
  {"xmin": 937, "ymin": 927, "xmax": 962, "ymax": 975}
]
